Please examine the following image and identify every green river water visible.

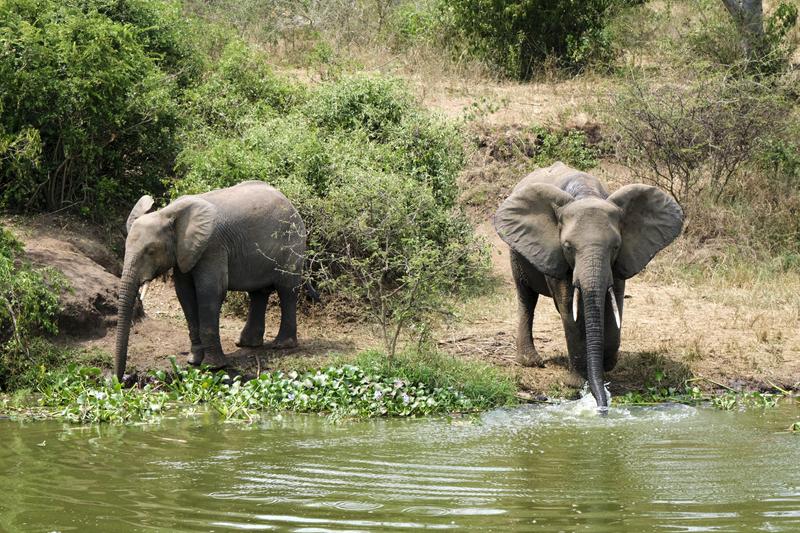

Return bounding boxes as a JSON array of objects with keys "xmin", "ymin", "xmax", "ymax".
[{"xmin": 0, "ymin": 397, "xmax": 798, "ymax": 532}]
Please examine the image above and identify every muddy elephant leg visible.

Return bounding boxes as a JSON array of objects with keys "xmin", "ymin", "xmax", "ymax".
[
  {"xmin": 236, "ymin": 289, "xmax": 271, "ymax": 347},
  {"xmin": 603, "ymin": 279, "xmax": 625, "ymax": 372},
  {"xmin": 515, "ymin": 284, "xmax": 543, "ymax": 367},
  {"xmin": 174, "ymin": 271, "xmax": 204, "ymax": 365},
  {"xmin": 270, "ymin": 284, "xmax": 298, "ymax": 349},
  {"xmin": 192, "ymin": 268, "xmax": 228, "ymax": 369},
  {"xmin": 547, "ymin": 277, "xmax": 588, "ymax": 387}
]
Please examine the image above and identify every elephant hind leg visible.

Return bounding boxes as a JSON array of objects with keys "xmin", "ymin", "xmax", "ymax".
[
  {"xmin": 268, "ymin": 284, "xmax": 298, "ymax": 349},
  {"xmin": 236, "ymin": 289, "xmax": 271, "ymax": 348}
]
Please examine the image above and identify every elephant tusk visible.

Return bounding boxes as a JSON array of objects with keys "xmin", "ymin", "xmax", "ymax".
[
  {"xmin": 609, "ymin": 287, "xmax": 621, "ymax": 328},
  {"xmin": 139, "ymin": 281, "xmax": 150, "ymax": 303},
  {"xmin": 572, "ymin": 286, "xmax": 580, "ymax": 322}
]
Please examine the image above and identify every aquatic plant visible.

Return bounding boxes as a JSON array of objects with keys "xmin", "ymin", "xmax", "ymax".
[
  {"xmin": 615, "ymin": 375, "xmax": 791, "ymax": 410},
  {"xmin": 6, "ymin": 357, "xmax": 484, "ymax": 423}
]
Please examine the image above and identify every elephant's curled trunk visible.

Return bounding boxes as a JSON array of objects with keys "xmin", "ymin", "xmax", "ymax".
[{"xmin": 114, "ymin": 269, "xmax": 139, "ymax": 381}]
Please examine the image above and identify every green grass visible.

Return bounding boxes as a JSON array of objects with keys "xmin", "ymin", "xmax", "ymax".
[
  {"xmin": 349, "ymin": 347, "xmax": 518, "ymax": 410},
  {"xmin": 0, "ymin": 349, "xmax": 518, "ymax": 424}
]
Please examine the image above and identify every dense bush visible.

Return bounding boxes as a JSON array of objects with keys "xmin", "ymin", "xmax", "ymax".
[
  {"xmin": 173, "ymin": 72, "xmax": 484, "ymax": 353},
  {"xmin": 684, "ymin": 0, "xmax": 798, "ymax": 74},
  {"xmin": 0, "ymin": 227, "xmax": 66, "ymax": 391},
  {"xmin": 446, "ymin": 0, "xmax": 628, "ymax": 78},
  {"xmin": 612, "ymin": 74, "xmax": 789, "ymax": 207},
  {"xmin": 611, "ymin": 72, "xmax": 799, "ymax": 258},
  {"xmin": 0, "ymin": 0, "xmax": 195, "ymax": 218}
]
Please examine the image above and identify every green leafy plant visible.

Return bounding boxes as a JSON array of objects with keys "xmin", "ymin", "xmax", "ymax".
[
  {"xmin": 0, "ymin": 0, "xmax": 195, "ymax": 218},
  {"xmin": 0, "ymin": 227, "xmax": 66, "ymax": 391},
  {"xmin": 446, "ymin": 0, "xmax": 627, "ymax": 78},
  {"xmin": 18, "ymin": 354, "xmax": 507, "ymax": 423}
]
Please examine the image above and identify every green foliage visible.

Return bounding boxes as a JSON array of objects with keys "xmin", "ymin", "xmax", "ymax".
[
  {"xmin": 679, "ymin": 0, "xmax": 798, "ymax": 75},
  {"xmin": 446, "ymin": 0, "xmax": 627, "ymax": 78},
  {"xmin": 23, "ymin": 355, "xmax": 497, "ymax": 423},
  {"xmin": 615, "ymin": 373, "xmax": 791, "ymax": 410},
  {"xmin": 302, "ymin": 75, "xmax": 414, "ymax": 141},
  {"xmin": 0, "ymin": 0, "xmax": 194, "ymax": 218},
  {"xmin": 530, "ymin": 126, "xmax": 599, "ymax": 170},
  {"xmin": 173, "ymin": 73, "xmax": 482, "ymax": 352},
  {"xmin": 182, "ymin": 41, "xmax": 305, "ymax": 137},
  {"xmin": 309, "ymin": 172, "xmax": 488, "ymax": 355},
  {"xmin": 352, "ymin": 348, "xmax": 517, "ymax": 410},
  {"xmin": 0, "ymin": 227, "xmax": 66, "ymax": 391}
]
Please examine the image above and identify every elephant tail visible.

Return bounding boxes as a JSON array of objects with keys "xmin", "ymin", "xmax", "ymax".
[{"xmin": 303, "ymin": 280, "xmax": 321, "ymax": 304}]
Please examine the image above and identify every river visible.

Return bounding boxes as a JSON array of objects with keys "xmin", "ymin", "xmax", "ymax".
[{"xmin": 1, "ymin": 396, "xmax": 798, "ymax": 531}]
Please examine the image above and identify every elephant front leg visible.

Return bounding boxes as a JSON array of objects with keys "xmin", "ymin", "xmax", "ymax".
[
  {"xmin": 515, "ymin": 288, "xmax": 542, "ymax": 367},
  {"xmin": 236, "ymin": 289, "xmax": 271, "ymax": 348},
  {"xmin": 193, "ymin": 269, "xmax": 228, "ymax": 369},
  {"xmin": 548, "ymin": 276, "xmax": 588, "ymax": 387},
  {"xmin": 174, "ymin": 271, "xmax": 204, "ymax": 365},
  {"xmin": 603, "ymin": 279, "xmax": 625, "ymax": 372}
]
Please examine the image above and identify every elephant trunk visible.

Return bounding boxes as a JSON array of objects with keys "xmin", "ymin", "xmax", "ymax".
[
  {"xmin": 576, "ymin": 251, "xmax": 612, "ymax": 411},
  {"xmin": 583, "ymin": 286, "xmax": 608, "ymax": 410},
  {"xmin": 114, "ymin": 268, "xmax": 139, "ymax": 381}
]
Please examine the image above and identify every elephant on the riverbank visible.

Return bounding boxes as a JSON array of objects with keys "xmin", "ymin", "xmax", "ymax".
[
  {"xmin": 114, "ymin": 181, "xmax": 307, "ymax": 380},
  {"xmin": 494, "ymin": 162, "xmax": 683, "ymax": 409}
]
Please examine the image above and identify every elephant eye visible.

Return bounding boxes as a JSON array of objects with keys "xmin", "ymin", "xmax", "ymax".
[{"xmin": 563, "ymin": 241, "xmax": 574, "ymax": 251}]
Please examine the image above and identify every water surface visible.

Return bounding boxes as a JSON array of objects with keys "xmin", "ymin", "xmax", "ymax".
[{"xmin": 1, "ymin": 398, "xmax": 798, "ymax": 532}]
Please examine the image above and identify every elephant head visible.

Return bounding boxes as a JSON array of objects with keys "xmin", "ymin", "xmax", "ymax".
[
  {"xmin": 114, "ymin": 195, "xmax": 218, "ymax": 380},
  {"xmin": 495, "ymin": 182, "xmax": 683, "ymax": 409}
]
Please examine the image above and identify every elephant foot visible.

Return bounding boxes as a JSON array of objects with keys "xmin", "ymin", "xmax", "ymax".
[
  {"xmin": 562, "ymin": 370, "xmax": 586, "ymax": 389},
  {"xmin": 516, "ymin": 348, "xmax": 544, "ymax": 368},
  {"xmin": 201, "ymin": 350, "xmax": 228, "ymax": 370},
  {"xmin": 266, "ymin": 337, "xmax": 298, "ymax": 350},
  {"xmin": 235, "ymin": 332, "xmax": 264, "ymax": 348},
  {"xmin": 187, "ymin": 345, "xmax": 205, "ymax": 366}
]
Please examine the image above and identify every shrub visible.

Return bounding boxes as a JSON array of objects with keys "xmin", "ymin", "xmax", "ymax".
[
  {"xmin": 0, "ymin": 0, "xmax": 192, "ymax": 218},
  {"xmin": 611, "ymin": 72, "xmax": 800, "ymax": 259},
  {"xmin": 302, "ymin": 74, "xmax": 414, "ymax": 141},
  {"xmin": 0, "ymin": 227, "xmax": 66, "ymax": 391},
  {"xmin": 679, "ymin": 0, "xmax": 798, "ymax": 75},
  {"xmin": 308, "ymin": 171, "xmax": 488, "ymax": 357},
  {"xmin": 175, "ymin": 116, "xmax": 330, "ymax": 197},
  {"xmin": 446, "ymin": 0, "xmax": 628, "ymax": 78},
  {"xmin": 611, "ymin": 74, "xmax": 789, "ymax": 207},
  {"xmin": 173, "ymin": 73, "xmax": 486, "ymax": 353},
  {"xmin": 182, "ymin": 41, "xmax": 306, "ymax": 137}
]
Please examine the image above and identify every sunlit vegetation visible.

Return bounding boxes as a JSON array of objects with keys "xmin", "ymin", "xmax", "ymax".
[{"xmin": 1, "ymin": 354, "xmax": 512, "ymax": 423}]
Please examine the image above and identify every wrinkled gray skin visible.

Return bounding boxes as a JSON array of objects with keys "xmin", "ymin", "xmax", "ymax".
[
  {"xmin": 115, "ymin": 181, "xmax": 306, "ymax": 380},
  {"xmin": 495, "ymin": 162, "xmax": 683, "ymax": 409}
]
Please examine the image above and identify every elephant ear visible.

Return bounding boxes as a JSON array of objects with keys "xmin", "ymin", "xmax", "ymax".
[
  {"xmin": 126, "ymin": 195, "xmax": 155, "ymax": 234},
  {"xmin": 494, "ymin": 182, "xmax": 574, "ymax": 279},
  {"xmin": 608, "ymin": 184, "xmax": 684, "ymax": 279},
  {"xmin": 162, "ymin": 196, "xmax": 218, "ymax": 273}
]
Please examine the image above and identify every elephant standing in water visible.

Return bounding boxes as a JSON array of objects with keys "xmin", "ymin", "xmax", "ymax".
[
  {"xmin": 494, "ymin": 162, "xmax": 683, "ymax": 409},
  {"xmin": 115, "ymin": 181, "xmax": 307, "ymax": 380}
]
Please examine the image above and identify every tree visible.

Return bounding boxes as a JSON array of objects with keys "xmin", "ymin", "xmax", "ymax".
[{"xmin": 720, "ymin": 0, "xmax": 764, "ymax": 58}]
